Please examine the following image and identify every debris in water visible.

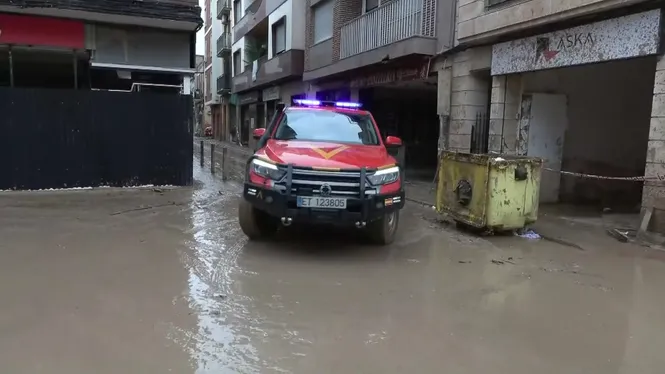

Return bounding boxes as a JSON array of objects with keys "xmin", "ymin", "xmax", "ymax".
[
  {"xmin": 458, "ymin": 260, "xmax": 471, "ymax": 264},
  {"xmin": 152, "ymin": 188, "xmax": 164, "ymax": 193},
  {"xmin": 110, "ymin": 201, "xmax": 182, "ymax": 215},
  {"xmin": 606, "ymin": 228, "xmax": 629, "ymax": 243},
  {"xmin": 491, "ymin": 259, "xmax": 504, "ymax": 265},
  {"xmin": 515, "ymin": 228, "xmax": 541, "ymax": 239}
]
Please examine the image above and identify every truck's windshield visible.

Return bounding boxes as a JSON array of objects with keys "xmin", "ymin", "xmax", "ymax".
[{"xmin": 273, "ymin": 109, "xmax": 380, "ymax": 145}]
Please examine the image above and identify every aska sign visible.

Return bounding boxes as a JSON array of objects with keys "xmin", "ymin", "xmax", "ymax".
[
  {"xmin": 0, "ymin": 14, "xmax": 84, "ymax": 49},
  {"xmin": 491, "ymin": 10, "xmax": 662, "ymax": 75}
]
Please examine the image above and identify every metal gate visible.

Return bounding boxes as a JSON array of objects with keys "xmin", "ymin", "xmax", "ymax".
[
  {"xmin": 470, "ymin": 111, "xmax": 489, "ymax": 154},
  {"xmin": 0, "ymin": 87, "xmax": 193, "ymax": 190}
]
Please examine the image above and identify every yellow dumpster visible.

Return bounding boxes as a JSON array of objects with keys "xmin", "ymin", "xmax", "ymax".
[{"xmin": 436, "ymin": 151, "xmax": 543, "ymax": 231}]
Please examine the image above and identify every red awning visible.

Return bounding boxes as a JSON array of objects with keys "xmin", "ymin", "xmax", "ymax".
[{"xmin": 0, "ymin": 13, "xmax": 84, "ymax": 49}]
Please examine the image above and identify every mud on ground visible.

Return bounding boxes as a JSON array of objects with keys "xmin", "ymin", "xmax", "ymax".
[{"xmin": 1, "ymin": 161, "xmax": 664, "ymax": 374}]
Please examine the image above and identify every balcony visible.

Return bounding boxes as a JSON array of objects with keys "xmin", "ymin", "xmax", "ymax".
[
  {"xmin": 216, "ymin": 32, "xmax": 232, "ymax": 57},
  {"xmin": 217, "ymin": 0, "xmax": 231, "ymax": 19},
  {"xmin": 340, "ymin": 0, "xmax": 436, "ymax": 59},
  {"xmin": 217, "ymin": 74, "xmax": 231, "ymax": 95},
  {"xmin": 232, "ymin": 0, "xmax": 266, "ymax": 43},
  {"xmin": 232, "ymin": 49, "xmax": 304, "ymax": 93}
]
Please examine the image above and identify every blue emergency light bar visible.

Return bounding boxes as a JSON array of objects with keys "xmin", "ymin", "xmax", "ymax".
[{"xmin": 293, "ymin": 99, "xmax": 363, "ymax": 109}]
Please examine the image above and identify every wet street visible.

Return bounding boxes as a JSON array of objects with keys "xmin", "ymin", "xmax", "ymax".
[{"xmin": 2, "ymin": 160, "xmax": 665, "ymax": 374}]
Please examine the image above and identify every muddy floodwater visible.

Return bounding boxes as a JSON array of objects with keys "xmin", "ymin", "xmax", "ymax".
[{"xmin": 1, "ymin": 161, "xmax": 665, "ymax": 374}]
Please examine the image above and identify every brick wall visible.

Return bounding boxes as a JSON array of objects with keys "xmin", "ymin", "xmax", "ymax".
[
  {"xmin": 448, "ymin": 50, "xmax": 491, "ymax": 152},
  {"xmin": 205, "ymin": 0, "xmax": 212, "ymax": 27},
  {"xmin": 305, "ymin": 0, "xmax": 362, "ymax": 69},
  {"xmin": 304, "ymin": 0, "xmax": 313, "ymax": 70},
  {"xmin": 331, "ymin": 0, "xmax": 361, "ymax": 63}
]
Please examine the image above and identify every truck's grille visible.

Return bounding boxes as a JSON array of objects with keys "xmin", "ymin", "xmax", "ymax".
[{"xmin": 275, "ymin": 167, "xmax": 376, "ymax": 198}]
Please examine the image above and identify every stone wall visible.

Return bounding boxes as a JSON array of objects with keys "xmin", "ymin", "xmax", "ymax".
[
  {"xmin": 447, "ymin": 49, "xmax": 491, "ymax": 152},
  {"xmin": 644, "ymin": 55, "xmax": 665, "ymax": 233},
  {"xmin": 489, "ymin": 75, "xmax": 521, "ymax": 154}
]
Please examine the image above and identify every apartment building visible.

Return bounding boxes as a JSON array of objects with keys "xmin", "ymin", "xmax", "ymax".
[
  {"xmin": 436, "ymin": 0, "xmax": 665, "ymax": 231},
  {"xmin": 300, "ymin": 0, "xmax": 456, "ymax": 180},
  {"xmin": 229, "ymin": 0, "xmax": 308, "ymax": 147},
  {"xmin": 0, "ymin": 1, "xmax": 202, "ymax": 190},
  {"xmin": 204, "ymin": 0, "xmax": 233, "ymax": 140}
]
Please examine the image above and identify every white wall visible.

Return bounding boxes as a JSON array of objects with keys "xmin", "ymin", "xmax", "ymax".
[
  {"xmin": 230, "ymin": 0, "xmax": 245, "ymax": 76},
  {"xmin": 521, "ymin": 57, "xmax": 656, "ymax": 204},
  {"xmin": 267, "ymin": 0, "xmax": 305, "ymax": 60},
  {"xmin": 231, "ymin": 36, "xmax": 245, "ymax": 75},
  {"xmin": 289, "ymin": 0, "xmax": 305, "ymax": 51}
]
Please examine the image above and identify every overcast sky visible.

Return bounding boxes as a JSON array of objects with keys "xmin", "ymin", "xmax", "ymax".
[{"xmin": 196, "ymin": 0, "xmax": 205, "ymax": 55}]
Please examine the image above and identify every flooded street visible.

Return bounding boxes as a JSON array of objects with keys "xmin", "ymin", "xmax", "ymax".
[{"xmin": 2, "ymin": 160, "xmax": 665, "ymax": 374}]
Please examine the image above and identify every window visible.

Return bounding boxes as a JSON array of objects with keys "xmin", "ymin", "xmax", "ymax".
[
  {"xmin": 364, "ymin": 0, "xmax": 379, "ymax": 12},
  {"xmin": 233, "ymin": 50, "xmax": 242, "ymax": 75},
  {"xmin": 233, "ymin": 0, "xmax": 241, "ymax": 24},
  {"xmin": 313, "ymin": 0, "xmax": 333, "ymax": 44},
  {"xmin": 272, "ymin": 17, "xmax": 287, "ymax": 56},
  {"xmin": 274, "ymin": 109, "xmax": 380, "ymax": 145}
]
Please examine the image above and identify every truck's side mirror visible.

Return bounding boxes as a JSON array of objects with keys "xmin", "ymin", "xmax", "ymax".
[
  {"xmin": 385, "ymin": 136, "xmax": 402, "ymax": 147},
  {"xmin": 252, "ymin": 128, "xmax": 266, "ymax": 139}
]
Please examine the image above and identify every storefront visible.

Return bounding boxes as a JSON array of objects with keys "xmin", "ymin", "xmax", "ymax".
[
  {"xmin": 237, "ymin": 91, "xmax": 260, "ymax": 146},
  {"xmin": 262, "ymin": 86, "xmax": 280, "ymax": 128},
  {"xmin": 489, "ymin": 9, "xmax": 662, "ymax": 208},
  {"xmin": 0, "ymin": 13, "xmax": 86, "ymax": 89}
]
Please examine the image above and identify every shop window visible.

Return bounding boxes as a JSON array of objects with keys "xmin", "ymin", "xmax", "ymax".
[
  {"xmin": 313, "ymin": 0, "xmax": 333, "ymax": 44},
  {"xmin": 272, "ymin": 17, "xmax": 287, "ymax": 56}
]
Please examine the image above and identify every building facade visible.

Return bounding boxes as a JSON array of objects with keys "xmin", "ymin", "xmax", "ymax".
[
  {"xmin": 227, "ymin": 0, "xmax": 308, "ymax": 148},
  {"xmin": 439, "ymin": 0, "xmax": 665, "ymax": 231},
  {"xmin": 0, "ymin": 1, "xmax": 203, "ymax": 190},
  {"xmin": 222, "ymin": 0, "xmax": 457, "ymax": 180},
  {"xmin": 0, "ymin": 0, "xmax": 202, "ymax": 92},
  {"xmin": 300, "ymin": 0, "xmax": 457, "ymax": 179},
  {"xmin": 204, "ymin": 0, "xmax": 232, "ymax": 140}
]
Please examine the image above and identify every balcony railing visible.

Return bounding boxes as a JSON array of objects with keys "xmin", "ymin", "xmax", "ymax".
[
  {"xmin": 216, "ymin": 32, "xmax": 232, "ymax": 57},
  {"xmin": 217, "ymin": 74, "xmax": 231, "ymax": 94},
  {"xmin": 340, "ymin": 0, "xmax": 436, "ymax": 59},
  {"xmin": 217, "ymin": 0, "xmax": 231, "ymax": 19}
]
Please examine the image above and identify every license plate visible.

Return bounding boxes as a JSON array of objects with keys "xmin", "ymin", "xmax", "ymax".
[{"xmin": 297, "ymin": 196, "xmax": 347, "ymax": 209}]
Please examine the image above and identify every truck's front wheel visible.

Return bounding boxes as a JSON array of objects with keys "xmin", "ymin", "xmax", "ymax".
[
  {"xmin": 238, "ymin": 199, "xmax": 278, "ymax": 240},
  {"xmin": 367, "ymin": 210, "xmax": 399, "ymax": 245}
]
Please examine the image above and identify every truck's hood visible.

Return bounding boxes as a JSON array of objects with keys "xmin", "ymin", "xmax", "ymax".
[{"xmin": 257, "ymin": 140, "xmax": 395, "ymax": 169}]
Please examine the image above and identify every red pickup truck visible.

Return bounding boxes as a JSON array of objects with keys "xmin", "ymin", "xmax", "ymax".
[{"xmin": 239, "ymin": 99, "xmax": 405, "ymax": 245}]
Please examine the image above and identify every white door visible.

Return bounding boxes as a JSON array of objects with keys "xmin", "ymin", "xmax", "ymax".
[{"xmin": 526, "ymin": 94, "xmax": 568, "ymax": 203}]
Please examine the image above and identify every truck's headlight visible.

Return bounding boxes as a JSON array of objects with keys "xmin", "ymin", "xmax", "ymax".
[
  {"xmin": 367, "ymin": 166, "xmax": 400, "ymax": 185},
  {"xmin": 250, "ymin": 158, "xmax": 286, "ymax": 181}
]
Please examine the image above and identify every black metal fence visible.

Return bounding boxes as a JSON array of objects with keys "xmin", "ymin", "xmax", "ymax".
[
  {"xmin": 470, "ymin": 111, "xmax": 490, "ymax": 154},
  {"xmin": 0, "ymin": 87, "xmax": 193, "ymax": 190}
]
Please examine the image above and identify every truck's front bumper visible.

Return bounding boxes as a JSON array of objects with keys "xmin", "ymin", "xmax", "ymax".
[{"xmin": 243, "ymin": 183, "xmax": 405, "ymax": 226}]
